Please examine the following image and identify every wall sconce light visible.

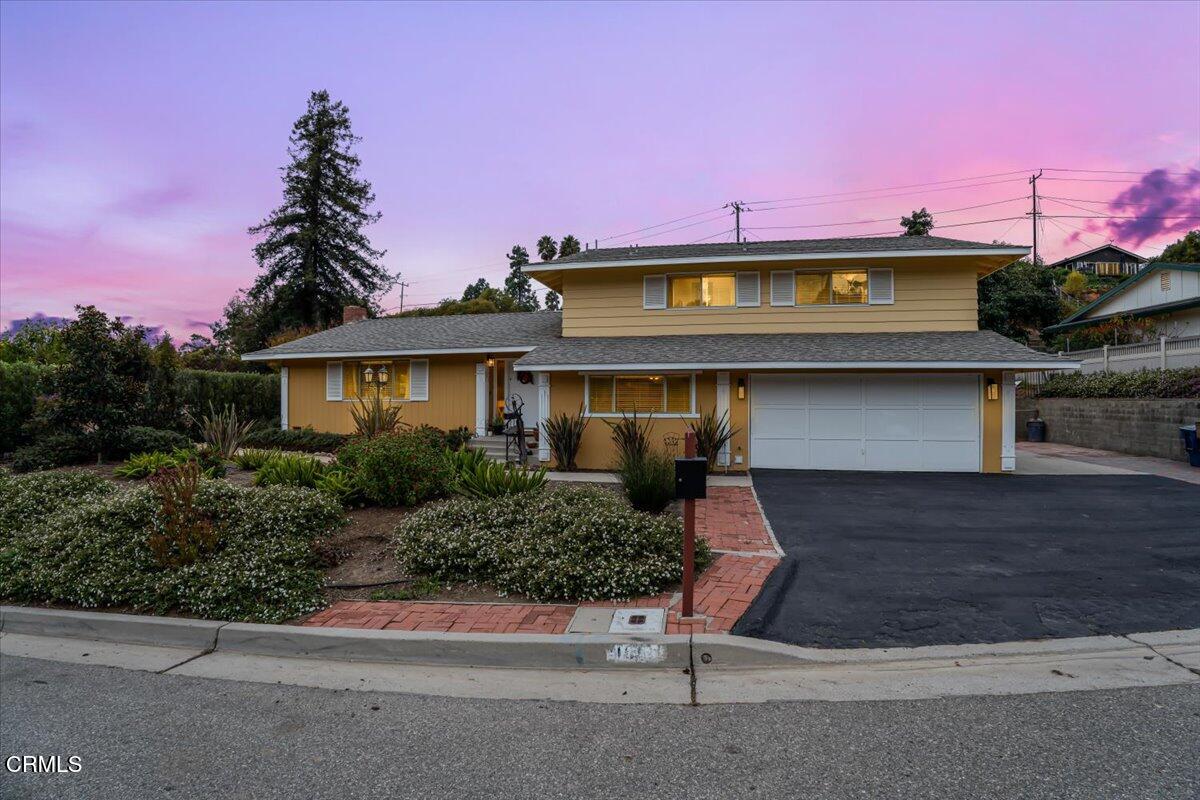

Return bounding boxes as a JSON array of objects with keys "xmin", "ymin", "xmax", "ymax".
[
  {"xmin": 985, "ymin": 378, "xmax": 999, "ymax": 401},
  {"xmin": 736, "ymin": 377, "xmax": 746, "ymax": 400},
  {"xmin": 485, "ymin": 354, "xmax": 495, "ymax": 368}
]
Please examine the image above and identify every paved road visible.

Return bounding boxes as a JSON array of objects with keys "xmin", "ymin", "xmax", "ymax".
[
  {"xmin": 2, "ymin": 656, "xmax": 1198, "ymax": 800},
  {"xmin": 739, "ymin": 471, "xmax": 1200, "ymax": 648}
]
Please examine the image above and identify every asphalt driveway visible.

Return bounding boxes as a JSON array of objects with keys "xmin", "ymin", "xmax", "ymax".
[{"xmin": 734, "ymin": 471, "xmax": 1200, "ymax": 648}]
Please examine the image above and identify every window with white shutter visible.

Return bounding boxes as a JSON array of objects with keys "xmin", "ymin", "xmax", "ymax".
[
  {"xmin": 409, "ymin": 359, "xmax": 429, "ymax": 401},
  {"xmin": 643, "ymin": 275, "xmax": 667, "ymax": 309},
  {"xmin": 770, "ymin": 270, "xmax": 795, "ymax": 306},
  {"xmin": 735, "ymin": 272, "xmax": 761, "ymax": 307},
  {"xmin": 868, "ymin": 268, "xmax": 895, "ymax": 305},
  {"xmin": 325, "ymin": 362, "xmax": 343, "ymax": 401}
]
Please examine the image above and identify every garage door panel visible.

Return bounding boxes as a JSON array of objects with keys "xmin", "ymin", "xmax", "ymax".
[
  {"xmin": 753, "ymin": 438, "xmax": 809, "ymax": 470},
  {"xmin": 809, "ymin": 408, "xmax": 862, "ymax": 438},
  {"xmin": 864, "ymin": 376, "xmax": 920, "ymax": 407},
  {"xmin": 751, "ymin": 373, "xmax": 981, "ymax": 473},
  {"xmin": 753, "ymin": 407, "xmax": 808, "ymax": 438},
  {"xmin": 865, "ymin": 409, "xmax": 920, "ymax": 440},
  {"xmin": 921, "ymin": 408, "xmax": 978, "ymax": 440}
]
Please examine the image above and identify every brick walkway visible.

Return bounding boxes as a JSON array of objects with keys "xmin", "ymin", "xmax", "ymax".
[{"xmin": 304, "ymin": 486, "xmax": 781, "ymax": 635}]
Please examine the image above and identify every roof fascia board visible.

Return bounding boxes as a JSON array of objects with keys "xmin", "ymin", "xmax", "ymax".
[
  {"xmin": 1048, "ymin": 242, "xmax": 1146, "ymax": 266},
  {"xmin": 1051, "ymin": 262, "xmax": 1197, "ymax": 327},
  {"xmin": 527, "ymin": 247, "xmax": 1029, "ymax": 273},
  {"xmin": 1044, "ymin": 296, "xmax": 1200, "ymax": 333},
  {"xmin": 242, "ymin": 345, "xmax": 536, "ymax": 362},
  {"xmin": 513, "ymin": 360, "xmax": 1079, "ymax": 372}
]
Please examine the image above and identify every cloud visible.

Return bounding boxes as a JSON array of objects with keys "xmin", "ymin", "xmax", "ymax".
[
  {"xmin": 2, "ymin": 312, "xmax": 69, "ymax": 336},
  {"xmin": 1103, "ymin": 168, "xmax": 1200, "ymax": 246}
]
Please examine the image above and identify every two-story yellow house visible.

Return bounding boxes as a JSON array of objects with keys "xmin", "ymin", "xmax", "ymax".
[{"xmin": 242, "ymin": 235, "xmax": 1077, "ymax": 473}]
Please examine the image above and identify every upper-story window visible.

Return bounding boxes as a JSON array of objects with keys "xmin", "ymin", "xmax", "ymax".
[
  {"xmin": 668, "ymin": 273, "xmax": 735, "ymax": 308},
  {"xmin": 795, "ymin": 270, "xmax": 868, "ymax": 305},
  {"xmin": 1095, "ymin": 262, "xmax": 1122, "ymax": 276}
]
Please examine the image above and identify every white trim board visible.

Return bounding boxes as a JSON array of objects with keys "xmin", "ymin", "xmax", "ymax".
[
  {"xmin": 243, "ymin": 345, "xmax": 536, "ymax": 362},
  {"xmin": 520, "ymin": 360, "xmax": 1081, "ymax": 372},
  {"xmin": 525, "ymin": 247, "xmax": 1029, "ymax": 274}
]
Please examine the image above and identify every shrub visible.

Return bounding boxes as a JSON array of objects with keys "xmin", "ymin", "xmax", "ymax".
[
  {"xmin": 147, "ymin": 461, "xmax": 218, "ymax": 567},
  {"xmin": 349, "ymin": 393, "xmax": 404, "ymax": 438},
  {"xmin": 114, "ymin": 451, "xmax": 180, "ymax": 480},
  {"xmin": 0, "ymin": 469, "xmax": 113, "ymax": 542},
  {"xmin": 10, "ymin": 433, "xmax": 96, "ymax": 473},
  {"xmin": 456, "ymin": 459, "xmax": 548, "ymax": 499},
  {"xmin": 253, "ymin": 453, "xmax": 327, "ymax": 488},
  {"xmin": 231, "ymin": 448, "xmax": 280, "ymax": 470},
  {"xmin": 445, "ymin": 426, "xmax": 473, "ymax": 452},
  {"xmin": 0, "ymin": 361, "xmax": 51, "ymax": 453},
  {"xmin": 607, "ymin": 412, "xmax": 652, "ymax": 468},
  {"xmin": 111, "ymin": 426, "xmax": 192, "ymax": 458},
  {"xmin": 0, "ymin": 480, "xmax": 345, "ymax": 622},
  {"xmin": 338, "ymin": 431, "xmax": 453, "ymax": 507},
  {"xmin": 618, "ymin": 449, "xmax": 676, "ymax": 513},
  {"xmin": 313, "ymin": 465, "xmax": 363, "ymax": 506},
  {"xmin": 448, "ymin": 447, "xmax": 491, "ymax": 478},
  {"xmin": 182, "ymin": 446, "xmax": 228, "ymax": 479},
  {"xmin": 688, "ymin": 409, "xmax": 740, "ymax": 472},
  {"xmin": 243, "ymin": 426, "xmax": 348, "ymax": 453},
  {"xmin": 1038, "ymin": 367, "xmax": 1200, "ymax": 399},
  {"xmin": 395, "ymin": 485, "xmax": 712, "ymax": 602},
  {"xmin": 193, "ymin": 403, "xmax": 254, "ymax": 459},
  {"xmin": 177, "ymin": 369, "xmax": 280, "ymax": 432},
  {"xmin": 543, "ymin": 407, "xmax": 588, "ymax": 470}
]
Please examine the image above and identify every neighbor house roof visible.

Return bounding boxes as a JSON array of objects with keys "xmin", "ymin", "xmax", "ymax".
[
  {"xmin": 1047, "ymin": 243, "xmax": 1146, "ymax": 268},
  {"xmin": 529, "ymin": 235, "xmax": 1026, "ymax": 271},
  {"xmin": 242, "ymin": 310, "xmax": 563, "ymax": 361},
  {"xmin": 512, "ymin": 330, "xmax": 1075, "ymax": 372},
  {"xmin": 1043, "ymin": 262, "xmax": 1200, "ymax": 334}
]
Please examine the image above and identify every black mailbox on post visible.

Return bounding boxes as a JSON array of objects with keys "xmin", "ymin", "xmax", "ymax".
[{"xmin": 674, "ymin": 457, "xmax": 708, "ymax": 500}]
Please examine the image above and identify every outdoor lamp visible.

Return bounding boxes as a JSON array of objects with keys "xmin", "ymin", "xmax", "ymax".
[
  {"xmin": 985, "ymin": 378, "xmax": 999, "ymax": 401},
  {"xmin": 377, "ymin": 365, "xmax": 389, "ymax": 385},
  {"xmin": 363, "ymin": 366, "xmax": 374, "ymax": 383},
  {"xmin": 737, "ymin": 377, "xmax": 746, "ymax": 400},
  {"xmin": 485, "ymin": 354, "xmax": 495, "ymax": 368}
]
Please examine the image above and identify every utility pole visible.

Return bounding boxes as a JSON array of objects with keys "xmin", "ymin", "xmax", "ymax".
[
  {"xmin": 397, "ymin": 280, "xmax": 410, "ymax": 313},
  {"xmin": 725, "ymin": 201, "xmax": 751, "ymax": 243},
  {"xmin": 1027, "ymin": 171, "xmax": 1043, "ymax": 265}
]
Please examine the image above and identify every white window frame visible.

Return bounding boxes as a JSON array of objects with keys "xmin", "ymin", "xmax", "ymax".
[
  {"xmin": 660, "ymin": 271, "xmax": 739, "ymax": 311},
  {"xmin": 791, "ymin": 268, "xmax": 872, "ymax": 307},
  {"xmin": 583, "ymin": 373, "xmax": 699, "ymax": 418}
]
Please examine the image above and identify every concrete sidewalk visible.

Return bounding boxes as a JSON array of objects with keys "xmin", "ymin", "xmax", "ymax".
[
  {"xmin": 3, "ymin": 606, "xmax": 1196, "ymax": 705},
  {"xmin": 1017, "ymin": 441, "xmax": 1200, "ymax": 484}
]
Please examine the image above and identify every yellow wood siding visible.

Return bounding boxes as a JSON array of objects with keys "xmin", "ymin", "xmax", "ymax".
[
  {"xmin": 560, "ymin": 258, "xmax": 982, "ymax": 336},
  {"xmin": 284, "ymin": 355, "xmax": 478, "ymax": 434}
]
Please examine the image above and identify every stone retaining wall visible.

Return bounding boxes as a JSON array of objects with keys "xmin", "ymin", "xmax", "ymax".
[{"xmin": 1016, "ymin": 397, "xmax": 1200, "ymax": 461}]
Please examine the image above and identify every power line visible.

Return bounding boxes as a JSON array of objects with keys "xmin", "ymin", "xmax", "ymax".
[
  {"xmin": 1042, "ymin": 194, "xmax": 1200, "ymax": 208},
  {"xmin": 688, "ymin": 228, "xmax": 735, "ymax": 244},
  {"xmin": 745, "ymin": 169, "xmax": 1032, "ymax": 205},
  {"xmin": 597, "ymin": 205, "xmax": 727, "ymax": 244},
  {"xmin": 842, "ymin": 216, "xmax": 1027, "ymax": 238},
  {"xmin": 751, "ymin": 178, "xmax": 1029, "ymax": 214},
  {"xmin": 1042, "ymin": 167, "xmax": 1198, "ymax": 177},
  {"xmin": 1040, "ymin": 177, "xmax": 1150, "ymax": 184},
  {"xmin": 744, "ymin": 196, "xmax": 1027, "ymax": 232}
]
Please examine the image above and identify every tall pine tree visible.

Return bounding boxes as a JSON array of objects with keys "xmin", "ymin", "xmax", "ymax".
[
  {"xmin": 248, "ymin": 90, "xmax": 392, "ymax": 331},
  {"xmin": 504, "ymin": 245, "xmax": 539, "ymax": 311}
]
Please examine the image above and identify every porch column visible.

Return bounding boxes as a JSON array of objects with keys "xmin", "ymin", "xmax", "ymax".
[
  {"xmin": 536, "ymin": 372, "xmax": 550, "ymax": 463},
  {"xmin": 279, "ymin": 366, "xmax": 289, "ymax": 430},
  {"xmin": 474, "ymin": 363, "xmax": 488, "ymax": 437},
  {"xmin": 1001, "ymin": 371, "xmax": 1016, "ymax": 472},
  {"xmin": 715, "ymin": 371, "xmax": 730, "ymax": 467}
]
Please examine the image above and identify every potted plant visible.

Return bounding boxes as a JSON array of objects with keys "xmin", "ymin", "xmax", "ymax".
[
  {"xmin": 1026, "ymin": 408, "xmax": 1046, "ymax": 443},
  {"xmin": 489, "ymin": 414, "xmax": 505, "ymax": 435}
]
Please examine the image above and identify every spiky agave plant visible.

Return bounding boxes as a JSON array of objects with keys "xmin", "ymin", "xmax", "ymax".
[
  {"xmin": 349, "ymin": 392, "xmax": 404, "ymax": 438},
  {"xmin": 687, "ymin": 408, "xmax": 740, "ymax": 472},
  {"xmin": 542, "ymin": 406, "xmax": 589, "ymax": 471},
  {"xmin": 196, "ymin": 402, "xmax": 254, "ymax": 460}
]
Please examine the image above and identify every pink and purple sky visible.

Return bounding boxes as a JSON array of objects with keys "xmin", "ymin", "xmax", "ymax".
[{"xmin": 2, "ymin": 1, "xmax": 1198, "ymax": 338}]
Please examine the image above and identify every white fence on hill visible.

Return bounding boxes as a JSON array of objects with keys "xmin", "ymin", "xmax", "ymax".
[{"xmin": 1018, "ymin": 334, "xmax": 1200, "ymax": 391}]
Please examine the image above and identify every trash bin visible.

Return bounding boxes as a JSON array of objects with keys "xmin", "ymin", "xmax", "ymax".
[
  {"xmin": 1181, "ymin": 424, "xmax": 1200, "ymax": 468},
  {"xmin": 1027, "ymin": 418, "xmax": 1046, "ymax": 443}
]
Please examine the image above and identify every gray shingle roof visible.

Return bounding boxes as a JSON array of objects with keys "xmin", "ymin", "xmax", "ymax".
[
  {"xmin": 513, "ymin": 330, "xmax": 1069, "ymax": 369},
  {"xmin": 242, "ymin": 311, "xmax": 563, "ymax": 360},
  {"xmin": 540, "ymin": 235, "xmax": 1019, "ymax": 267}
]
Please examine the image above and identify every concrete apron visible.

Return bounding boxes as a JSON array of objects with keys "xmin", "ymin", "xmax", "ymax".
[{"xmin": 2, "ymin": 606, "xmax": 1197, "ymax": 705}]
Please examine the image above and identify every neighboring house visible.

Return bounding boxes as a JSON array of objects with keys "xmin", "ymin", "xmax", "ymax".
[
  {"xmin": 1047, "ymin": 244, "xmax": 1147, "ymax": 277},
  {"xmin": 1044, "ymin": 262, "xmax": 1200, "ymax": 340},
  {"xmin": 242, "ymin": 235, "xmax": 1077, "ymax": 474}
]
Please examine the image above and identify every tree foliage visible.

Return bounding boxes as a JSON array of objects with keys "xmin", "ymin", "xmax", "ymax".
[
  {"xmin": 1159, "ymin": 229, "xmax": 1199, "ymax": 263},
  {"xmin": 247, "ymin": 90, "xmax": 392, "ymax": 335},
  {"xmin": 900, "ymin": 207, "xmax": 934, "ymax": 236},
  {"xmin": 0, "ymin": 320, "xmax": 69, "ymax": 365},
  {"xmin": 504, "ymin": 245, "xmax": 538, "ymax": 311},
  {"xmin": 559, "ymin": 235, "xmax": 581, "ymax": 258},
  {"xmin": 977, "ymin": 260, "xmax": 1060, "ymax": 344},
  {"xmin": 536, "ymin": 235, "xmax": 558, "ymax": 262}
]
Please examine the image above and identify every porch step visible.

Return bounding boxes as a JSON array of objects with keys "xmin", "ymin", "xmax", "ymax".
[{"xmin": 468, "ymin": 435, "xmax": 536, "ymax": 464}]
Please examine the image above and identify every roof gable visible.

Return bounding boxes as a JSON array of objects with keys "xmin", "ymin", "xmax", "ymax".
[
  {"xmin": 1044, "ymin": 262, "xmax": 1200, "ymax": 332},
  {"xmin": 1048, "ymin": 243, "xmax": 1146, "ymax": 268}
]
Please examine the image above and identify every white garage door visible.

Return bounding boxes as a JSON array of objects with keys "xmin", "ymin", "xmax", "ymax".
[{"xmin": 750, "ymin": 374, "xmax": 981, "ymax": 472}]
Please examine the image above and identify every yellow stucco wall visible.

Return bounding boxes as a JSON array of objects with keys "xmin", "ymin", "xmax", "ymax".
[
  {"xmin": 284, "ymin": 355, "xmax": 479, "ymax": 435},
  {"xmin": 557, "ymin": 256, "xmax": 985, "ymax": 337}
]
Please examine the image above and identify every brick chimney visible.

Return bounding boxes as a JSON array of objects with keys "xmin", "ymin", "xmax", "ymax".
[{"xmin": 342, "ymin": 305, "xmax": 368, "ymax": 325}]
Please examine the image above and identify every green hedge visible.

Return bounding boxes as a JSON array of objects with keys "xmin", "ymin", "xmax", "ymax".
[
  {"xmin": 178, "ymin": 369, "xmax": 279, "ymax": 429},
  {"xmin": 0, "ymin": 472, "xmax": 345, "ymax": 622},
  {"xmin": 243, "ymin": 427, "xmax": 348, "ymax": 453},
  {"xmin": 0, "ymin": 362, "xmax": 52, "ymax": 453},
  {"xmin": 1038, "ymin": 367, "xmax": 1200, "ymax": 399}
]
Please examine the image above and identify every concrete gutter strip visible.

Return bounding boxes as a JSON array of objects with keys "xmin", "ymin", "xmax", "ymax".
[{"xmin": 0, "ymin": 606, "xmax": 224, "ymax": 650}]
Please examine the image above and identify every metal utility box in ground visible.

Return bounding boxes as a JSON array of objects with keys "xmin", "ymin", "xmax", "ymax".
[{"xmin": 675, "ymin": 457, "xmax": 708, "ymax": 500}]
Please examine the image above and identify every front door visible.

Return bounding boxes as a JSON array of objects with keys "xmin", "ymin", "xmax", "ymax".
[{"xmin": 504, "ymin": 361, "xmax": 539, "ymax": 429}]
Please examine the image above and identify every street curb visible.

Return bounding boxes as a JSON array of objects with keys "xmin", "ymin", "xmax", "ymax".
[
  {"xmin": 4, "ymin": 606, "xmax": 1198, "ymax": 672},
  {"xmin": 0, "ymin": 606, "xmax": 224, "ymax": 650}
]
